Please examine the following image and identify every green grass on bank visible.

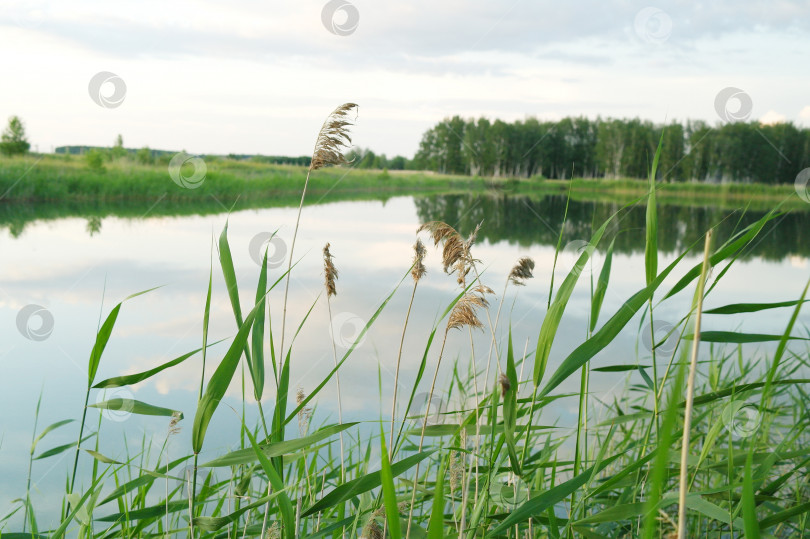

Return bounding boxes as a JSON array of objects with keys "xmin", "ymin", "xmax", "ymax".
[{"xmin": 0, "ymin": 154, "xmax": 805, "ymax": 211}]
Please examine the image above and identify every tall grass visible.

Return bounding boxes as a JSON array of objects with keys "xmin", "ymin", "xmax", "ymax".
[{"xmin": 4, "ymin": 114, "xmax": 810, "ymax": 539}]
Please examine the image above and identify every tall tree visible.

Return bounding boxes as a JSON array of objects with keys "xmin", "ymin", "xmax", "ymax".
[{"xmin": 0, "ymin": 116, "xmax": 31, "ymax": 156}]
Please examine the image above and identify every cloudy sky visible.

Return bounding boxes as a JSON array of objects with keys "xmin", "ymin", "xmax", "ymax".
[{"xmin": 1, "ymin": 0, "xmax": 808, "ymax": 157}]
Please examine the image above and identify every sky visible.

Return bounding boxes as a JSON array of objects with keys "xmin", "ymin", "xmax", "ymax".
[{"xmin": 1, "ymin": 0, "xmax": 809, "ymax": 158}]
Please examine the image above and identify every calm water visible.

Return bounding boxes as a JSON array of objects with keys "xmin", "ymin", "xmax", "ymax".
[{"xmin": 1, "ymin": 193, "xmax": 809, "ymax": 525}]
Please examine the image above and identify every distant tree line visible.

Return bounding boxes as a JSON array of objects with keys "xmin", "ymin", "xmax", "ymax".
[{"xmin": 411, "ymin": 116, "xmax": 810, "ymax": 184}]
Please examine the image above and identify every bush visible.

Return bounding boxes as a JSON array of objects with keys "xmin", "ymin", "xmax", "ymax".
[{"xmin": 85, "ymin": 149, "xmax": 106, "ymax": 172}]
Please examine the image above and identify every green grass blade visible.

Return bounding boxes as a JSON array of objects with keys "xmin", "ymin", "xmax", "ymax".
[
  {"xmin": 31, "ymin": 419, "xmax": 74, "ymax": 450},
  {"xmin": 87, "ymin": 287, "xmax": 160, "ymax": 386},
  {"xmin": 534, "ymin": 216, "xmax": 614, "ymax": 386},
  {"xmin": 703, "ymin": 299, "xmax": 809, "ymax": 315},
  {"xmin": 503, "ymin": 327, "xmax": 520, "ymax": 475},
  {"xmin": 742, "ymin": 452, "xmax": 761, "ymax": 538},
  {"xmin": 540, "ymin": 247, "xmax": 689, "ymax": 397},
  {"xmin": 302, "ymin": 450, "xmax": 437, "ymax": 517},
  {"xmin": 251, "ymin": 245, "xmax": 269, "ymax": 401},
  {"xmin": 379, "ymin": 426, "xmax": 402, "ymax": 539},
  {"xmin": 590, "ymin": 238, "xmax": 615, "ymax": 333},
  {"xmin": 192, "ymin": 294, "xmax": 267, "ymax": 453},
  {"xmin": 245, "ymin": 428, "xmax": 295, "ymax": 539},
  {"xmin": 201, "ymin": 423, "xmax": 359, "ymax": 467},
  {"xmin": 427, "ymin": 455, "xmax": 447, "ymax": 539},
  {"xmin": 645, "ymin": 132, "xmax": 663, "ymax": 286},
  {"xmin": 489, "ymin": 453, "xmax": 622, "ymax": 535},
  {"xmin": 88, "ymin": 399, "xmax": 182, "ymax": 418},
  {"xmin": 93, "ymin": 341, "xmax": 225, "ymax": 388}
]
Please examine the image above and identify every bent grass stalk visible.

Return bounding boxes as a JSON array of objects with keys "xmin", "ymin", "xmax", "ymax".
[{"xmin": 677, "ymin": 230, "xmax": 712, "ymax": 538}]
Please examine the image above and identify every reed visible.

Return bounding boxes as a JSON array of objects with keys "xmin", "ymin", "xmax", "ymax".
[{"xmin": 7, "ymin": 119, "xmax": 810, "ymax": 539}]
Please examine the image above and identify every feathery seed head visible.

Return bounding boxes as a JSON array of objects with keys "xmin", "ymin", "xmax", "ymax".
[
  {"xmin": 168, "ymin": 411, "xmax": 182, "ymax": 436},
  {"xmin": 310, "ymin": 103, "xmax": 358, "ymax": 171},
  {"xmin": 411, "ymin": 238, "xmax": 427, "ymax": 282},
  {"xmin": 499, "ymin": 373, "xmax": 511, "ymax": 396},
  {"xmin": 447, "ymin": 292, "xmax": 488, "ymax": 331},
  {"xmin": 323, "ymin": 243, "xmax": 338, "ymax": 297},
  {"xmin": 509, "ymin": 257, "xmax": 535, "ymax": 286}
]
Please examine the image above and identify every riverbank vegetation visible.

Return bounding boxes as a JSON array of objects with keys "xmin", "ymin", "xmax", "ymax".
[{"xmin": 4, "ymin": 107, "xmax": 810, "ymax": 538}]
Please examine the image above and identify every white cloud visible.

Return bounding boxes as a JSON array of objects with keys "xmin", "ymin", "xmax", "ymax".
[
  {"xmin": 798, "ymin": 105, "xmax": 810, "ymax": 125},
  {"xmin": 759, "ymin": 110, "xmax": 787, "ymax": 125}
]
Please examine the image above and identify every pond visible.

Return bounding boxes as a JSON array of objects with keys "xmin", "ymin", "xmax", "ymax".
[{"xmin": 1, "ymin": 192, "xmax": 808, "ymax": 527}]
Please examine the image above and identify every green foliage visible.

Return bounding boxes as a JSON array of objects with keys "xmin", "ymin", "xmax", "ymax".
[
  {"xmin": 84, "ymin": 149, "xmax": 106, "ymax": 171},
  {"xmin": 0, "ymin": 115, "xmax": 31, "ymax": 156},
  {"xmin": 415, "ymin": 115, "xmax": 810, "ymax": 183}
]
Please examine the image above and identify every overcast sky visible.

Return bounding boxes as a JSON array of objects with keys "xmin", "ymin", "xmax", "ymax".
[{"xmin": 1, "ymin": 0, "xmax": 808, "ymax": 157}]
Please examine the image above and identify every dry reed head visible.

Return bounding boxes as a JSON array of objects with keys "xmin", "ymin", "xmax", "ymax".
[
  {"xmin": 265, "ymin": 521, "xmax": 281, "ymax": 539},
  {"xmin": 447, "ymin": 292, "xmax": 488, "ymax": 331},
  {"xmin": 449, "ymin": 450, "xmax": 464, "ymax": 494},
  {"xmin": 323, "ymin": 243, "xmax": 338, "ymax": 297},
  {"xmin": 310, "ymin": 103, "xmax": 358, "ymax": 171},
  {"xmin": 296, "ymin": 387, "xmax": 312, "ymax": 436},
  {"xmin": 361, "ymin": 517, "xmax": 383, "ymax": 539},
  {"xmin": 417, "ymin": 220, "xmax": 472, "ymax": 279},
  {"xmin": 498, "ymin": 373, "xmax": 511, "ymax": 396},
  {"xmin": 411, "ymin": 238, "xmax": 427, "ymax": 282},
  {"xmin": 168, "ymin": 411, "xmax": 182, "ymax": 436},
  {"xmin": 508, "ymin": 257, "xmax": 535, "ymax": 286}
]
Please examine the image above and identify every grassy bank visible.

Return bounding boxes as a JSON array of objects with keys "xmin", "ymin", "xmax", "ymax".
[
  {"xmin": 5, "ymin": 152, "xmax": 810, "ymax": 538},
  {"xmin": 0, "ymin": 154, "xmax": 806, "ymax": 212}
]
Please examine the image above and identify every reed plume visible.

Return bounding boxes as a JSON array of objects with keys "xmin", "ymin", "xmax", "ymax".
[
  {"xmin": 310, "ymin": 103, "xmax": 359, "ymax": 171},
  {"xmin": 323, "ymin": 242, "xmax": 347, "ymax": 533},
  {"xmin": 390, "ymin": 240, "xmax": 428, "ymax": 458},
  {"xmin": 407, "ymin": 286, "xmax": 491, "ymax": 537},
  {"xmin": 411, "ymin": 238, "xmax": 427, "ymax": 282},
  {"xmin": 323, "ymin": 243, "xmax": 338, "ymax": 297},
  {"xmin": 508, "ymin": 257, "xmax": 535, "ymax": 286},
  {"xmin": 279, "ymin": 103, "xmax": 358, "ymax": 379}
]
